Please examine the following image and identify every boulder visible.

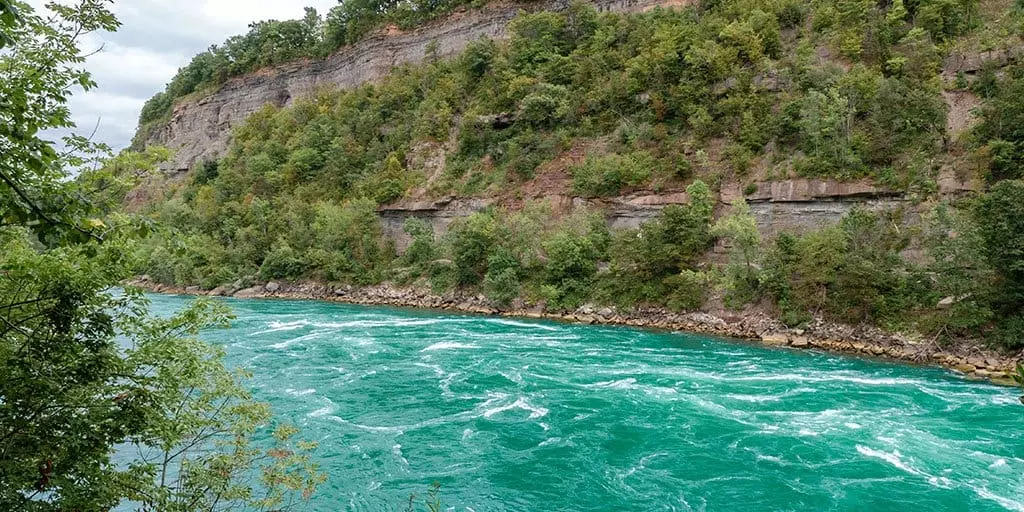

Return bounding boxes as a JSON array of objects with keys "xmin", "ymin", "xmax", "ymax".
[
  {"xmin": 761, "ymin": 333, "xmax": 789, "ymax": 345},
  {"xmin": 973, "ymin": 369, "xmax": 1003, "ymax": 379},
  {"xmin": 234, "ymin": 286, "xmax": 264, "ymax": 298},
  {"xmin": 954, "ymin": 363, "xmax": 977, "ymax": 374},
  {"xmin": 264, "ymin": 281, "xmax": 281, "ymax": 293},
  {"xmin": 789, "ymin": 336, "xmax": 810, "ymax": 348},
  {"xmin": 185, "ymin": 286, "xmax": 200, "ymax": 294}
]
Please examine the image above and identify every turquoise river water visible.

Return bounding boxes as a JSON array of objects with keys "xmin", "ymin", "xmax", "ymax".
[{"xmin": 147, "ymin": 293, "xmax": 1024, "ymax": 511}]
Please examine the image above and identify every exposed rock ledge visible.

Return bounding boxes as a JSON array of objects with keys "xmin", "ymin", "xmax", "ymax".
[
  {"xmin": 144, "ymin": 0, "xmax": 686, "ymax": 172},
  {"xmin": 128, "ymin": 277, "xmax": 1022, "ymax": 387}
]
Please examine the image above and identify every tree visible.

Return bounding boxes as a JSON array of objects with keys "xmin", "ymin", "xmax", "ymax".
[
  {"xmin": 919, "ymin": 203, "xmax": 994, "ymax": 335},
  {"xmin": 0, "ymin": 2, "xmax": 323, "ymax": 509},
  {"xmin": 0, "ymin": 0, "xmax": 118, "ymax": 245},
  {"xmin": 712, "ymin": 199, "xmax": 762, "ymax": 304},
  {"xmin": 448, "ymin": 211, "xmax": 498, "ymax": 286},
  {"xmin": 975, "ymin": 180, "xmax": 1024, "ymax": 312}
]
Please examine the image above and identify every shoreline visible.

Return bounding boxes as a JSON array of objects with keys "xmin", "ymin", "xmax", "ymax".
[{"xmin": 128, "ymin": 278, "xmax": 1023, "ymax": 387}]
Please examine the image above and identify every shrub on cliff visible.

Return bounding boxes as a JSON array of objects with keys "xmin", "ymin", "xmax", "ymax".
[
  {"xmin": 570, "ymin": 152, "xmax": 655, "ymax": 198},
  {"xmin": 448, "ymin": 211, "xmax": 500, "ymax": 286}
]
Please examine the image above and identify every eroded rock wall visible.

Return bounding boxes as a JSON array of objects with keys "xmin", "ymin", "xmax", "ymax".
[
  {"xmin": 378, "ymin": 179, "xmax": 923, "ymax": 253},
  {"xmin": 144, "ymin": 0, "xmax": 679, "ymax": 172}
]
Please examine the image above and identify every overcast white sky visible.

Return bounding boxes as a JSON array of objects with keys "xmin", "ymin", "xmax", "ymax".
[{"xmin": 35, "ymin": 0, "xmax": 338, "ymax": 152}]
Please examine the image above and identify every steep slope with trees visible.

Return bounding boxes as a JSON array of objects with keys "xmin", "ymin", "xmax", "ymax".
[{"xmin": 127, "ymin": 0, "xmax": 1024, "ymax": 355}]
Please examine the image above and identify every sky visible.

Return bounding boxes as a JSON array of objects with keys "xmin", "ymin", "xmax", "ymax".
[{"xmin": 33, "ymin": 0, "xmax": 338, "ymax": 152}]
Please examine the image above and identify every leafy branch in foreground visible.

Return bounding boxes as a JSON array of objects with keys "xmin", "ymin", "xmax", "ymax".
[{"xmin": 0, "ymin": 1, "xmax": 324, "ymax": 509}]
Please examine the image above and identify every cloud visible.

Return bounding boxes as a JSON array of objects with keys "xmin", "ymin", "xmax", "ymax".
[{"xmin": 31, "ymin": 0, "xmax": 338, "ymax": 153}]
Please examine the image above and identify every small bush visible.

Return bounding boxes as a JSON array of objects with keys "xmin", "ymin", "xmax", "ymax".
[
  {"xmin": 428, "ymin": 260, "xmax": 458, "ymax": 293},
  {"xmin": 483, "ymin": 248, "xmax": 522, "ymax": 306},
  {"xmin": 448, "ymin": 212, "xmax": 498, "ymax": 285},
  {"xmin": 259, "ymin": 242, "xmax": 306, "ymax": 280},
  {"xmin": 401, "ymin": 218, "xmax": 435, "ymax": 268},
  {"xmin": 664, "ymin": 270, "xmax": 709, "ymax": 311},
  {"xmin": 570, "ymin": 152, "xmax": 654, "ymax": 197},
  {"xmin": 991, "ymin": 316, "xmax": 1024, "ymax": 349}
]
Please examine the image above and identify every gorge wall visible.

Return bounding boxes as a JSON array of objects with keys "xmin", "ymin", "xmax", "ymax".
[
  {"xmin": 144, "ymin": 0, "xmax": 677, "ymax": 173},
  {"xmin": 140, "ymin": 0, "xmax": 1001, "ymax": 250}
]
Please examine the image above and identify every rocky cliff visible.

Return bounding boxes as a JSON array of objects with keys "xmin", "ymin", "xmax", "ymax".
[
  {"xmin": 143, "ymin": 0, "xmax": 679, "ymax": 172},
  {"xmin": 139, "ymin": 0, "xmax": 1005, "ymax": 250}
]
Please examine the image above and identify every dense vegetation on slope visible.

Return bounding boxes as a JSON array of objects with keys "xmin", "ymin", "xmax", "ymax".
[{"xmin": 132, "ymin": 0, "xmax": 1024, "ymax": 347}]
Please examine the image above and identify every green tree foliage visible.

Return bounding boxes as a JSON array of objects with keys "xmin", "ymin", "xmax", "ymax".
[
  {"xmin": 0, "ymin": 0, "xmax": 118, "ymax": 244},
  {"xmin": 401, "ymin": 217, "xmax": 436, "ymax": 269},
  {"xmin": 712, "ymin": 199, "xmax": 761, "ymax": 305},
  {"xmin": 0, "ymin": 4, "xmax": 323, "ymax": 508},
  {"xmin": 571, "ymin": 152, "xmax": 655, "ymax": 197},
  {"xmin": 448, "ymin": 211, "xmax": 499, "ymax": 286},
  {"xmin": 974, "ymin": 65, "xmax": 1024, "ymax": 183},
  {"xmin": 541, "ymin": 231, "xmax": 600, "ymax": 309},
  {"xmin": 483, "ymin": 246, "xmax": 522, "ymax": 306},
  {"xmin": 760, "ymin": 209, "xmax": 917, "ymax": 325},
  {"xmin": 919, "ymin": 203, "xmax": 995, "ymax": 335},
  {"xmin": 975, "ymin": 180, "xmax": 1024, "ymax": 345},
  {"xmin": 598, "ymin": 181, "xmax": 714, "ymax": 306}
]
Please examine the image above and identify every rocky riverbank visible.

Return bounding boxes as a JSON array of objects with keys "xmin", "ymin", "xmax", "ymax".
[{"xmin": 129, "ymin": 277, "xmax": 1023, "ymax": 386}]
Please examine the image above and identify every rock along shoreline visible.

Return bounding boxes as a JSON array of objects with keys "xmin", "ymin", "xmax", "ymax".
[{"xmin": 127, "ymin": 278, "xmax": 1023, "ymax": 387}]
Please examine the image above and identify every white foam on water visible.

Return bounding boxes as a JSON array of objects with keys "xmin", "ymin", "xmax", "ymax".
[
  {"xmin": 311, "ymin": 318, "xmax": 456, "ymax": 329},
  {"xmin": 413, "ymin": 362, "xmax": 446, "ymax": 377},
  {"xmin": 856, "ymin": 445, "xmax": 925, "ymax": 477},
  {"xmin": 482, "ymin": 396, "xmax": 549, "ymax": 419},
  {"xmin": 328, "ymin": 415, "xmax": 406, "ymax": 434},
  {"xmin": 845, "ymin": 422, "xmax": 863, "ymax": 429},
  {"xmin": 270, "ymin": 330, "xmax": 325, "ymax": 349},
  {"xmin": 489, "ymin": 318, "xmax": 559, "ymax": 331},
  {"xmin": 990, "ymin": 395, "xmax": 1021, "ymax": 405},
  {"xmin": 439, "ymin": 371, "xmax": 460, "ymax": 395},
  {"xmin": 286, "ymin": 388, "xmax": 316, "ymax": 396},
  {"xmin": 990, "ymin": 458, "xmax": 1009, "ymax": 469},
  {"xmin": 725, "ymin": 393, "xmax": 781, "ymax": 403},
  {"xmin": 270, "ymin": 339, "xmax": 299, "ymax": 350},
  {"xmin": 756, "ymin": 454, "xmax": 784, "ymax": 464},
  {"xmin": 421, "ymin": 342, "xmax": 480, "ymax": 352},
  {"xmin": 585, "ymin": 378, "xmax": 638, "ymax": 389},
  {"xmin": 621, "ymin": 452, "xmax": 668, "ymax": 479},
  {"xmin": 974, "ymin": 487, "xmax": 1024, "ymax": 512},
  {"xmin": 254, "ymin": 320, "xmax": 308, "ymax": 334},
  {"xmin": 732, "ymin": 373, "xmax": 925, "ymax": 387},
  {"xmin": 392, "ymin": 444, "xmax": 409, "ymax": 468},
  {"xmin": 798, "ymin": 429, "xmax": 820, "ymax": 437},
  {"xmin": 307, "ymin": 406, "xmax": 334, "ymax": 417}
]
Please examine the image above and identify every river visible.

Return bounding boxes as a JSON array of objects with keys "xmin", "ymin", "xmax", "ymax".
[{"xmin": 147, "ymin": 293, "xmax": 1024, "ymax": 511}]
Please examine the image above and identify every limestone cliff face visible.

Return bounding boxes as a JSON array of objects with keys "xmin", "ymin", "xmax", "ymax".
[
  {"xmin": 140, "ymin": 0, "xmax": 993, "ymax": 248},
  {"xmin": 144, "ymin": 0, "xmax": 674, "ymax": 172}
]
